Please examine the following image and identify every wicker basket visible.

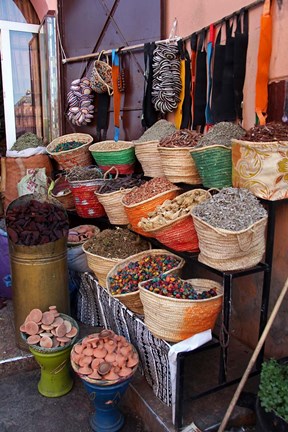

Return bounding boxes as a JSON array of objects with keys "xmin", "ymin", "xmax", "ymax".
[
  {"xmin": 122, "ymin": 187, "xmax": 181, "ymax": 236},
  {"xmin": 190, "ymin": 145, "xmax": 232, "ymax": 189},
  {"xmin": 95, "ymin": 188, "xmax": 134, "ymax": 225},
  {"xmin": 46, "ymin": 133, "xmax": 94, "ymax": 170},
  {"xmin": 51, "ymin": 176, "xmax": 75, "ymax": 210},
  {"xmin": 89, "ymin": 141, "xmax": 135, "ymax": 174},
  {"xmin": 106, "ymin": 249, "xmax": 185, "ymax": 315},
  {"xmin": 191, "ymin": 213, "xmax": 268, "ymax": 271},
  {"xmin": 140, "ymin": 189, "xmax": 211, "ymax": 252},
  {"xmin": 139, "ymin": 278, "xmax": 223, "ymax": 342},
  {"xmin": 158, "ymin": 146, "xmax": 202, "ymax": 184},
  {"xmin": 232, "ymin": 139, "xmax": 288, "ymax": 201},
  {"xmin": 134, "ymin": 140, "xmax": 165, "ymax": 177},
  {"xmin": 68, "ymin": 178, "xmax": 106, "ymax": 218}
]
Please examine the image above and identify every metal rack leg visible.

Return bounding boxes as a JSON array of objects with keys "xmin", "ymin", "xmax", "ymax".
[
  {"xmin": 219, "ymin": 273, "xmax": 232, "ymax": 383},
  {"xmin": 174, "ymin": 354, "xmax": 185, "ymax": 430}
]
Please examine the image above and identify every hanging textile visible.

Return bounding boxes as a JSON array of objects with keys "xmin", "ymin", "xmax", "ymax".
[
  {"xmin": 193, "ymin": 29, "xmax": 207, "ymax": 130},
  {"xmin": 112, "ymin": 49, "xmax": 122, "ymax": 141},
  {"xmin": 255, "ymin": 0, "xmax": 272, "ymax": 125},
  {"xmin": 174, "ymin": 39, "xmax": 186, "ymax": 129},
  {"xmin": 234, "ymin": 10, "xmax": 249, "ymax": 121},
  {"xmin": 211, "ymin": 24, "xmax": 226, "ymax": 122},
  {"xmin": 180, "ymin": 45, "xmax": 192, "ymax": 129},
  {"xmin": 141, "ymin": 42, "xmax": 158, "ymax": 128},
  {"xmin": 190, "ymin": 33, "xmax": 197, "ymax": 129},
  {"xmin": 205, "ymin": 24, "xmax": 215, "ymax": 126}
]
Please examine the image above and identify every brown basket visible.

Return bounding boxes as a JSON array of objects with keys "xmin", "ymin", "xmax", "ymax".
[
  {"xmin": 95, "ymin": 188, "xmax": 134, "ymax": 225},
  {"xmin": 122, "ymin": 187, "xmax": 181, "ymax": 236},
  {"xmin": 158, "ymin": 145, "xmax": 202, "ymax": 184},
  {"xmin": 90, "ymin": 51, "xmax": 113, "ymax": 95},
  {"xmin": 134, "ymin": 140, "xmax": 165, "ymax": 177},
  {"xmin": 106, "ymin": 249, "xmax": 185, "ymax": 315},
  {"xmin": 51, "ymin": 176, "xmax": 75, "ymax": 210},
  {"xmin": 139, "ymin": 278, "xmax": 223, "ymax": 342},
  {"xmin": 46, "ymin": 133, "xmax": 94, "ymax": 170},
  {"xmin": 191, "ymin": 213, "xmax": 268, "ymax": 271}
]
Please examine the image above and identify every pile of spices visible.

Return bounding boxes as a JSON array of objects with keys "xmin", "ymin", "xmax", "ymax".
[
  {"xmin": 6, "ymin": 199, "xmax": 69, "ymax": 246},
  {"xmin": 196, "ymin": 122, "xmax": 246, "ymax": 148},
  {"xmin": 53, "ymin": 141, "xmax": 83, "ymax": 153},
  {"xmin": 109, "ymin": 254, "xmax": 181, "ymax": 295},
  {"xmin": 242, "ymin": 122, "xmax": 288, "ymax": 142},
  {"xmin": 192, "ymin": 187, "xmax": 267, "ymax": 231},
  {"xmin": 97, "ymin": 175, "xmax": 145, "ymax": 194},
  {"xmin": 11, "ymin": 132, "xmax": 44, "ymax": 151},
  {"xmin": 90, "ymin": 141, "xmax": 132, "ymax": 151},
  {"xmin": 20, "ymin": 306, "xmax": 78, "ymax": 348},
  {"xmin": 84, "ymin": 228, "xmax": 150, "ymax": 259},
  {"xmin": 142, "ymin": 274, "xmax": 218, "ymax": 299},
  {"xmin": 139, "ymin": 189, "xmax": 208, "ymax": 231},
  {"xmin": 134, "ymin": 120, "xmax": 176, "ymax": 143},
  {"xmin": 122, "ymin": 177, "xmax": 177, "ymax": 206},
  {"xmin": 159, "ymin": 129, "xmax": 202, "ymax": 148},
  {"xmin": 66, "ymin": 166, "xmax": 103, "ymax": 182}
]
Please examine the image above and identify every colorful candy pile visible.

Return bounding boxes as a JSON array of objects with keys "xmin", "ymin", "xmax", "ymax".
[
  {"xmin": 142, "ymin": 275, "xmax": 218, "ymax": 299},
  {"xmin": 109, "ymin": 254, "xmax": 181, "ymax": 295}
]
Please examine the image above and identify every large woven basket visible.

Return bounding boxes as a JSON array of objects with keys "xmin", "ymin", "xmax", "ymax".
[
  {"xmin": 47, "ymin": 133, "xmax": 94, "ymax": 170},
  {"xmin": 190, "ymin": 145, "xmax": 232, "ymax": 188},
  {"xmin": 68, "ymin": 178, "xmax": 106, "ymax": 218},
  {"xmin": 158, "ymin": 146, "xmax": 202, "ymax": 184},
  {"xmin": 140, "ymin": 189, "xmax": 211, "ymax": 252},
  {"xmin": 95, "ymin": 188, "xmax": 134, "ymax": 225},
  {"xmin": 122, "ymin": 187, "xmax": 181, "ymax": 236},
  {"xmin": 134, "ymin": 140, "xmax": 165, "ymax": 178},
  {"xmin": 191, "ymin": 213, "xmax": 268, "ymax": 271},
  {"xmin": 106, "ymin": 249, "xmax": 185, "ymax": 315},
  {"xmin": 232, "ymin": 139, "xmax": 288, "ymax": 201},
  {"xmin": 89, "ymin": 141, "xmax": 135, "ymax": 175},
  {"xmin": 139, "ymin": 278, "xmax": 223, "ymax": 342},
  {"xmin": 50, "ymin": 176, "xmax": 75, "ymax": 210}
]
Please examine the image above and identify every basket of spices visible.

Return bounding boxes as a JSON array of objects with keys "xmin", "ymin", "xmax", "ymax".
[
  {"xmin": 190, "ymin": 122, "xmax": 246, "ymax": 189},
  {"xmin": 158, "ymin": 129, "xmax": 202, "ymax": 184},
  {"xmin": 66, "ymin": 166, "xmax": 106, "ymax": 218},
  {"xmin": 138, "ymin": 189, "xmax": 211, "ymax": 252},
  {"xmin": 46, "ymin": 133, "xmax": 93, "ymax": 170},
  {"xmin": 139, "ymin": 275, "xmax": 223, "ymax": 342},
  {"xmin": 133, "ymin": 120, "xmax": 176, "ymax": 178},
  {"xmin": 89, "ymin": 141, "xmax": 136, "ymax": 175},
  {"xmin": 191, "ymin": 187, "xmax": 268, "ymax": 271},
  {"xmin": 50, "ymin": 176, "xmax": 75, "ymax": 210},
  {"xmin": 232, "ymin": 122, "xmax": 288, "ymax": 201},
  {"xmin": 106, "ymin": 249, "xmax": 185, "ymax": 315},
  {"xmin": 122, "ymin": 177, "xmax": 181, "ymax": 236},
  {"xmin": 95, "ymin": 172, "xmax": 145, "ymax": 225},
  {"xmin": 82, "ymin": 228, "xmax": 151, "ymax": 287}
]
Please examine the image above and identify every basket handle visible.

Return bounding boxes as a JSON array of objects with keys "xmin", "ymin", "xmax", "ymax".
[
  {"xmin": 103, "ymin": 166, "xmax": 119, "ymax": 179},
  {"xmin": 97, "ymin": 50, "xmax": 109, "ymax": 64},
  {"xmin": 236, "ymin": 229, "xmax": 255, "ymax": 252}
]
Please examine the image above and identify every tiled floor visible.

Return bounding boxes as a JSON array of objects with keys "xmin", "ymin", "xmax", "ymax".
[{"xmin": 0, "ymin": 299, "xmax": 259, "ymax": 432}]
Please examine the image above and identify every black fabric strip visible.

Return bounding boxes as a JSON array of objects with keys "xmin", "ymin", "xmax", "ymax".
[
  {"xmin": 181, "ymin": 48, "xmax": 192, "ymax": 129},
  {"xmin": 141, "ymin": 42, "xmax": 158, "ymax": 128},
  {"xmin": 211, "ymin": 25, "xmax": 226, "ymax": 122},
  {"xmin": 193, "ymin": 29, "xmax": 207, "ymax": 128},
  {"xmin": 96, "ymin": 92, "xmax": 110, "ymax": 141},
  {"xmin": 234, "ymin": 10, "xmax": 249, "ymax": 120}
]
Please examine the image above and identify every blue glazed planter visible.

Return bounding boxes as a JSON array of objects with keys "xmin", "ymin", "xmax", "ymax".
[{"xmin": 81, "ymin": 377, "xmax": 132, "ymax": 432}]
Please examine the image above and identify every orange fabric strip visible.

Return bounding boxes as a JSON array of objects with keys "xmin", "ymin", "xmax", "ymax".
[
  {"xmin": 112, "ymin": 63, "xmax": 121, "ymax": 130},
  {"xmin": 174, "ymin": 59, "xmax": 186, "ymax": 129}
]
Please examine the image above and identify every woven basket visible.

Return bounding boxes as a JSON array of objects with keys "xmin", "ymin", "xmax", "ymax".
[
  {"xmin": 191, "ymin": 213, "xmax": 268, "ymax": 271},
  {"xmin": 68, "ymin": 178, "xmax": 106, "ymax": 218},
  {"xmin": 139, "ymin": 278, "xmax": 223, "ymax": 342},
  {"xmin": 232, "ymin": 139, "xmax": 288, "ymax": 201},
  {"xmin": 89, "ymin": 141, "xmax": 135, "ymax": 174},
  {"xmin": 190, "ymin": 145, "xmax": 232, "ymax": 188},
  {"xmin": 140, "ymin": 189, "xmax": 211, "ymax": 252},
  {"xmin": 158, "ymin": 146, "xmax": 202, "ymax": 184},
  {"xmin": 134, "ymin": 140, "xmax": 165, "ymax": 177},
  {"xmin": 51, "ymin": 177, "xmax": 75, "ymax": 210},
  {"xmin": 106, "ymin": 249, "xmax": 185, "ymax": 315},
  {"xmin": 122, "ymin": 187, "xmax": 181, "ymax": 236},
  {"xmin": 95, "ymin": 188, "xmax": 134, "ymax": 225},
  {"xmin": 47, "ymin": 133, "xmax": 94, "ymax": 170},
  {"xmin": 90, "ymin": 51, "xmax": 113, "ymax": 95}
]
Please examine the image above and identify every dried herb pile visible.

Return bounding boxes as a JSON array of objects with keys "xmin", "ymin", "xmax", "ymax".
[
  {"xmin": 196, "ymin": 122, "xmax": 245, "ymax": 148},
  {"xmin": 134, "ymin": 120, "xmax": 176, "ymax": 143},
  {"xmin": 11, "ymin": 133, "xmax": 44, "ymax": 151}
]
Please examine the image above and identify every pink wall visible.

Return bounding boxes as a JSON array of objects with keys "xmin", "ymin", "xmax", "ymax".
[{"xmin": 30, "ymin": 0, "xmax": 57, "ymax": 21}]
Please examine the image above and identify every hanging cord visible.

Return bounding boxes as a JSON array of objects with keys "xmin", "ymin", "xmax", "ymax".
[{"xmin": 56, "ymin": 12, "xmax": 67, "ymax": 62}]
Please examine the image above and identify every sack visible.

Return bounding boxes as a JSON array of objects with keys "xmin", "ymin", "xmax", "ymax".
[
  {"xmin": 17, "ymin": 168, "xmax": 48, "ymax": 197},
  {"xmin": 90, "ymin": 51, "xmax": 113, "ymax": 95}
]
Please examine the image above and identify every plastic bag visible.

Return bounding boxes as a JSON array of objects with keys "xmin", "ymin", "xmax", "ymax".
[{"xmin": 17, "ymin": 168, "xmax": 48, "ymax": 197}]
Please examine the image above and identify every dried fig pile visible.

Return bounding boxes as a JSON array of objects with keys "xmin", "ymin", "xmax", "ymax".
[
  {"xmin": 20, "ymin": 306, "xmax": 78, "ymax": 349},
  {"xmin": 6, "ymin": 199, "xmax": 69, "ymax": 246},
  {"xmin": 71, "ymin": 329, "xmax": 139, "ymax": 382}
]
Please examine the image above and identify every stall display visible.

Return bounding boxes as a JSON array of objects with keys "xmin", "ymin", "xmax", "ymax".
[{"xmin": 106, "ymin": 249, "xmax": 185, "ymax": 314}]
